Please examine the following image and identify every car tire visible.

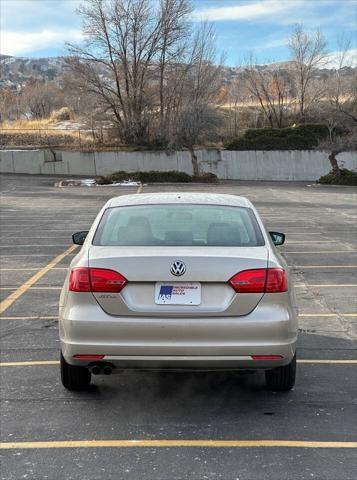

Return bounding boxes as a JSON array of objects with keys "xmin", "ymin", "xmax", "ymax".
[
  {"xmin": 60, "ymin": 352, "xmax": 91, "ymax": 391},
  {"xmin": 265, "ymin": 353, "xmax": 296, "ymax": 391}
]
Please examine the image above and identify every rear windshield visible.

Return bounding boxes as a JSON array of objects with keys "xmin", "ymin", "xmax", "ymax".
[{"xmin": 93, "ymin": 204, "xmax": 265, "ymax": 247}]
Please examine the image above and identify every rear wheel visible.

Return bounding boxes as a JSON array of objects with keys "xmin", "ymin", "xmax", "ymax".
[
  {"xmin": 60, "ymin": 352, "xmax": 91, "ymax": 391},
  {"xmin": 265, "ymin": 353, "xmax": 296, "ymax": 391}
]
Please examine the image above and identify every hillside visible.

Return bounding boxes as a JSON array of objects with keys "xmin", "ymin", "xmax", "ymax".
[
  {"xmin": 0, "ymin": 56, "xmax": 67, "ymax": 89},
  {"xmin": 1, "ymin": 54, "xmax": 356, "ymax": 91}
]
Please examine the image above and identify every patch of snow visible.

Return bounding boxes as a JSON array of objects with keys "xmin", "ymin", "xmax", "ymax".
[{"xmin": 100, "ymin": 180, "xmax": 143, "ymax": 187}]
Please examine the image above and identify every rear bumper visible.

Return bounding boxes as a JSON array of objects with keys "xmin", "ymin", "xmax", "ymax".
[
  {"xmin": 62, "ymin": 353, "xmax": 295, "ymax": 370},
  {"xmin": 59, "ymin": 293, "xmax": 298, "ymax": 370}
]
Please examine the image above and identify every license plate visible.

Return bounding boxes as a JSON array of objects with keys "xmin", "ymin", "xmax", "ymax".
[{"xmin": 155, "ymin": 282, "xmax": 201, "ymax": 305}]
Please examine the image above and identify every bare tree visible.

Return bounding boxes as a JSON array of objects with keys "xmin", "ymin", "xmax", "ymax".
[
  {"xmin": 157, "ymin": 0, "xmax": 192, "ymax": 131},
  {"xmin": 0, "ymin": 89, "xmax": 24, "ymax": 122},
  {"xmin": 288, "ymin": 24, "xmax": 328, "ymax": 122},
  {"xmin": 67, "ymin": 0, "xmax": 163, "ymax": 143},
  {"xmin": 327, "ymin": 36, "xmax": 357, "ymax": 125},
  {"xmin": 22, "ymin": 81, "xmax": 65, "ymax": 119},
  {"xmin": 245, "ymin": 57, "xmax": 291, "ymax": 128},
  {"xmin": 66, "ymin": 0, "xmax": 222, "ymax": 174},
  {"xmin": 317, "ymin": 127, "xmax": 357, "ymax": 175},
  {"xmin": 168, "ymin": 23, "xmax": 223, "ymax": 174}
]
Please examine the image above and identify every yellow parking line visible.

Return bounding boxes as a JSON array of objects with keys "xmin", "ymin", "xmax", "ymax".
[
  {"xmin": 1, "ymin": 359, "xmax": 356, "ymax": 367},
  {"xmin": 0, "ymin": 246, "xmax": 76, "ymax": 315},
  {"xmin": 1, "ymin": 440, "xmax": 356, "ymax": 450}
]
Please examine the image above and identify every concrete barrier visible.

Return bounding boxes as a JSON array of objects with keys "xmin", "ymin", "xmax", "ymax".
[{"xmin": 0, "ymin": 148, "xmax": 356, "ymax": 181}]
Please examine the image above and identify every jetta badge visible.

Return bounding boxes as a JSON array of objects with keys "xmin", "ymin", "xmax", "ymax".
[{"xmin": 170, "ymin": 261, "xmax": 186, "ymax": 276}]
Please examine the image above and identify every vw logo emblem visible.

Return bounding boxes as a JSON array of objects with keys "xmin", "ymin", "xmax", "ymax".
[{"xmin": 170, "ymin": 261, "xmax": 186, "ymax": 276}]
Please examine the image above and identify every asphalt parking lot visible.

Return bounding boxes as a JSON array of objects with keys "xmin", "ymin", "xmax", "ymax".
[{"xmin": 0, "ymin": 173, "xmax": 356, "ymax": 480}]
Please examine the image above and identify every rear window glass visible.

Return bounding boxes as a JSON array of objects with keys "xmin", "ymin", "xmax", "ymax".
[{"xmin": 93, "ymin": 204, "xmax": 265, "ymax": 247}]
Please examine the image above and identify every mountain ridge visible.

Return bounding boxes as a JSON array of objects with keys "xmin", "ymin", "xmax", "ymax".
[{"xmin": 1, "ymin": 54, "xmax": 355, "ymax": 91}]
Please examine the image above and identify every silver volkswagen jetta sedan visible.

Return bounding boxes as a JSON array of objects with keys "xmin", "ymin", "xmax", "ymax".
[{"xmin": 59, "ymin": 193, "xmax": 298, "ymax": 391}]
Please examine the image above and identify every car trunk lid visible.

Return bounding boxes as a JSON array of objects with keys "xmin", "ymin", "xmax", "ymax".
[{"xmin": 89, "ymin": 246, "xmax": 268, "ymax": 317}]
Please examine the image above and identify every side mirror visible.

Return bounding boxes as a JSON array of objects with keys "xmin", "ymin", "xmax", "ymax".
[
  {"xmin": 72, "ymin": 231, "xmax": 89, "ymax": 245},
  {"xmin": 269, "ymin": 231, "xmax": 285, "ymax": 246}
]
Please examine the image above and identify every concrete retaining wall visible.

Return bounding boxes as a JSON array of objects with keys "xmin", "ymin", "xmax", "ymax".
[{"xmin": 0, "ymin": 149, "xmax": 356, "ymax": 181}]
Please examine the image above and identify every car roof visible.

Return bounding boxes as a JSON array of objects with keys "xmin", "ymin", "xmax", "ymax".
[{"xmin": 108, "ymin": 192, "xmax": 252, "ymax": 208}]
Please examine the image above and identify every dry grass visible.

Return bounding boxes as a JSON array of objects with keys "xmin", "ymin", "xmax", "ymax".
[
  {"xmin": 0, "ymin": 115, "xmax": 95, "ymax": 147},
  {"xmin": 0, "ymin": 118, "xmax": 53, "ymax": 131}
]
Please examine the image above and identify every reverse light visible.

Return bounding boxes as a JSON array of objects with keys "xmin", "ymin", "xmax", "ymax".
[
  {"xmin": 69, "ymin": 268, "xmax": 128, "ymax": 293},
  {"xmin": 229, "ymin": 268, "xmax": 288, "ymax": 293}
]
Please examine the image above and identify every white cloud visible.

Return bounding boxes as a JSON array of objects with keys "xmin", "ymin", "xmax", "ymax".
[
  {"xmin": 0, "ymin": 29, "xmax": 83, "ymax": 56},
  {"xmin": 192, "ymin": 0, "xmax": 305, "ymax": 22},
  {"xmin": 323, "ymin": 49, "xmax": 357, "ymax": 69}
]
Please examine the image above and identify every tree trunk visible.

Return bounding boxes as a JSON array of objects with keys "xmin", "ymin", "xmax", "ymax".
[
  {"xmin": 328, "ymin": 150, "xmax": 340, "ymax": 175},
  {"xmin": 189, "ymin": 147, "xmax": 199, "ymax": 177}
]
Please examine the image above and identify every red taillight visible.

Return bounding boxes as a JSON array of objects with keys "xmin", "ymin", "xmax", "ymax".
[
  {"xmin": 266, "ymin": 268, "xmax": 288, "ymax": 292},
  {"xmin": 69, "ymin": 268, "xmax": 127, "ymax": 293},
  {"xmin": 69, "ymin": 268, "xmax": 90, "ymax": 292},
  {"xmin": 229, "ymin": 269, "xmax": 267, "ymax": 293},
  {"xmin": 89, "ymin": 268, "xmax": 127, "ymax": 292},
  {"xmin": 229, "ymin": 268, "xmax": 288, "ymax": 293}
]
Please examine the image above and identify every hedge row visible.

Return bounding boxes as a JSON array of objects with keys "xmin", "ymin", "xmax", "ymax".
[
  {"xmin": 96, "ymin": 170, "xmax": 218, "ymax": 184},
  {"xmin": 225, "ymin": 124, "xmax": 340, "ymax": 151},
  {"xmin": 318, "ymin": 168, "xmax": 357, "ymax": 186}
]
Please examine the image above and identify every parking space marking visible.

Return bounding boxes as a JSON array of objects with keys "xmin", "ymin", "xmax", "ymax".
[
  {"xmin": 1, "ymin": 361, "xmax": 60, "ymax": 366},
  {"xmin": 1, "ymin": 440, "xmax": 356, "ymax": 450},
  {"xmin": 2, "ymin": 254, "xmax": 76, "ymax": 257},
  {"xmin": 286, "ymin": 241, "xmax": 337, "ymax": 244},
  {"xmin": 0, "ymin": 236, "xmax": 71, "ymax": 239},
  {"xmin": 0, "ymin": 245, "xmax": 70, "ymax": 248},
  {"xmin": 0, "ymin": 246, "xmax": 76, "ymax": 314},
  {"xmin": 1, "ymin": 359, "xmax": 356, "ymax": 367},
  {"xmin": 0, "ymin": 287, "xmax": 61, "ymax": 291},
  {"xmin": 296, "ymin": 265, "xmax": 357, "ymax": 269},
  {"xmin": 0, "ymin": 268, "xmax": 67, "ymax": 271},
  {"xmin": 299, "ymin": 313, "xmax": 357, "ymax": 317},
  {"xmin": 286, "ymin": 251, "xmax": 356, "ymax": 254},
  {"xmin": 297, "ymin": 360, "xmax": 357, "ymax": 364}
]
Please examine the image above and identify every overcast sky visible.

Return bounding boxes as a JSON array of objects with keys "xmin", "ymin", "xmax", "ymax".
[{"xmin": 1, "ymin": 0, "xmax": 356, "ymax": 65}]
